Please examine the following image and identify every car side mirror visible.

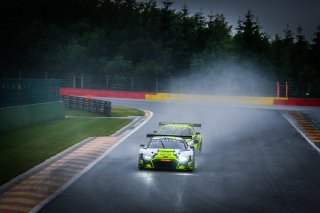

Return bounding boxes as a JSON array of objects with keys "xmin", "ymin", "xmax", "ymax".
[
  {"xmin": 189, "ymin": 145, "xmax": 194, "ymax": 149},
  {"xmin": 140, "ymin": 144, "xmax": 145, "ymax": 148}
]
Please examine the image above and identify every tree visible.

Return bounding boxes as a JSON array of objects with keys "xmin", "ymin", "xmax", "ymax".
[
  {"xmin": 1, "ymin": 0, "xmax": 319, "ymax": 97},
  {"xmin": 174, "ymin": 4, "xmax": 195, "ymax": 70},
  {"xmin": 162, "ymin": 0, "xmax": 174, "ymax": 10},
  {"xmin": 138, "ymin": 0, "xmax": 159, "ymax": 35},
  {"xmin": 159, "ymin": 0, "xmax": 177, "ymax": 43},
  {"xmin": 205, "ymin": 13, "xmax": 232, "ymax": 57},
  {"xmin": 291, "ymin": 26, "xmax": 310, "ymax": 82},
  {"xmin": 191, "ymin": 10, "xmax": 206, "ymax": 52},
  {"xmin": 270, "ymin": 34, "xmax": 286, "ymax": 80},
  {"xmin": 233, "ymin": 10, "xmax": 270, "ymax": 61},
  {"xmin": 134, "ymin": 59, "xmax": 165, "ymax": 77},
  {"xmin": 311, "ymin": 24, "xmax": 320, "ymax": 76},
  {"xmin": 310, "ymin": 24, "xmax": 320, "ymax": 96},
  {"xmin": 103, "ymin": 55, "xmax": 133, "ymax": 76},
  {"xmin": 59, "ymin": 38, "xmax": 89, "ymax": 73}
]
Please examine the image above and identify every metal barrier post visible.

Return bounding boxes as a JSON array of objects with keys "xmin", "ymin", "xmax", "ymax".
[{"xmin": 276, "ymin": 82, "xmax": 280, "ymax": 97}]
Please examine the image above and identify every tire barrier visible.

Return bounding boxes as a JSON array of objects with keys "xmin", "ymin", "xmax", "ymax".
[{"xmin": 61, "ymin": 95, "xmax": 111, "ymax": 116}]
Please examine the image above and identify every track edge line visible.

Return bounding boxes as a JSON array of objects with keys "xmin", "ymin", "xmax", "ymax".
[
  {"xmin": 29, "ymin": 110, "xmax": 153, "ymax": 213},
  {"xmin": 282, "ymin": 112, "xmax": 320, "ymax": 154}
]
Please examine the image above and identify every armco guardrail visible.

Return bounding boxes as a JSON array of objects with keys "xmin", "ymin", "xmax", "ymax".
[{"xmin": 61, "ymin": 95, "xmax": 111, "ymax": 116}]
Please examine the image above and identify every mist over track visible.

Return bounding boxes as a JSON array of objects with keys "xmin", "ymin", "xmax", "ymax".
[{"xmin": 39, "ymin": 99, "xmax": 320, "ymax": 213}]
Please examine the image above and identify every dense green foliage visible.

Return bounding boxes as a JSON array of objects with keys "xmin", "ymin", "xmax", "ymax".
[{"xmin": 1, "ymin": 0, "xmax": 320, "ymax": 96}]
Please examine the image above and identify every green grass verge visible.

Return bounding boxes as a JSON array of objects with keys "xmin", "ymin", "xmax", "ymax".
[
  {"xmin": 64, "ymin": 105, "xmax": 144, "ymax": 117},
  {"xmin": 111, "ymin": 105, "xmax": 144, "ymax": 117},
  {"xmin": 64, "ymin": 109, "xmax": 99, "ymax": 117},
  {"xmin": 0, "ymin": 105, "xmax": 144, "ymax": 185},
  {"xmin": 0, "ymin": 117, "xmax": 131, "ymax": 185}
]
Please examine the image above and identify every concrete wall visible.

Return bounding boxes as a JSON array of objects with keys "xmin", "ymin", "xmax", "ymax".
[{"xmin": 0, "ymin": 101, "xmax": 65, "ymax": 132}]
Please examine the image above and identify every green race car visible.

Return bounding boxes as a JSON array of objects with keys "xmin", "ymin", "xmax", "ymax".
[
  {"xmin": 155, "ymin": 122, "xmax": 203, "ymax": 153},
  {"xmin": 138, "ymin": 134, "xmax": 195, "ymax": 171}
]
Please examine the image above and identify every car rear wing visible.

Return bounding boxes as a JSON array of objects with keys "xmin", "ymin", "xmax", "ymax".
[
  {"xmin": 146, "ymin": 134, "xmax": 193, "ymax": 140},
  {"xmin": 159, "ymin": 122, "xmax": 201, "ymax": 127}
]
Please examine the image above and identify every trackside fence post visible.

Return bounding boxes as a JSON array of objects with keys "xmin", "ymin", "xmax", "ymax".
[
  {"xmin": 131, "ymin": 77, "xmax": 134, "ymax": 91},
  {"xmin": 106, "ymin": 75, "xmax": 109, "ymax": 89},
  {"xmin": 73, "ymin": 73, "xmax": 76, "ymax": 89},
  {"xmin": 81, "ymin": 74, "xmax": 84, "ymax": 89},
  {"xmin": 156, "ymin": 78, "xmax": 158, "ymax": 93}
]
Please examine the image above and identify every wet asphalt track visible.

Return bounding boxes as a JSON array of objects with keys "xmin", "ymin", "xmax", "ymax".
[{"xmin": 40, "ymin": 100, "xmax": 320, "ymax": 213}]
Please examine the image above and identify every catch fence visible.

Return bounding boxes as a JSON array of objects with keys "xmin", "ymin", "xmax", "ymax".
[
  {"xmin": 2, "ymin": 72, "xmax": 313, "ymax": 98},
  {"xmin": 0, "ymin": 79, "xmax": 60, "ymax": 108}
]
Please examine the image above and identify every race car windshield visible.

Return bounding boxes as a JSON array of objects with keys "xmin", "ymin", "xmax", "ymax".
[
  {"xmin": 158, "ymin": 126, "xmax": 192, "ymax": 136},
  {"xmin": 148, "ymin": 138, "xmax": 186, "ymax": 150}
]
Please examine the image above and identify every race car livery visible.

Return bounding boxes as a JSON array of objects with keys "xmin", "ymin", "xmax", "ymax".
[
  {"xmin": 138, "ymin": 134, "xmax": 195, "ymax": 171},
  {"xmin": 155, "ymin": 122, "xmax": 203, "ymax": 153}
]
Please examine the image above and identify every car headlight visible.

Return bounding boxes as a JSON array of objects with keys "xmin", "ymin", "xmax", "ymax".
[
  {"xmin": 143, "ymin": 155, "xmax": 152, "ymax": 160},
  {"xmin": 178, "ymin": 155, "xmax": 188, "ymax": 162}
]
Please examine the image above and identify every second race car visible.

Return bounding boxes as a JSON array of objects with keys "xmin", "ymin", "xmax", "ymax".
[{"xmin": 155, "ymin": 122, "xmax": 203, "ymax": 153}]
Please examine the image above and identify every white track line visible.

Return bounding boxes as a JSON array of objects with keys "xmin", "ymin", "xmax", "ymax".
[
  {"xmin": 282, "ymin": 112, "xmax": 320, "ymax": 154},
  {"xmin": 30, "ymin": 111, "xmax": 153, "ymax": 213}
]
